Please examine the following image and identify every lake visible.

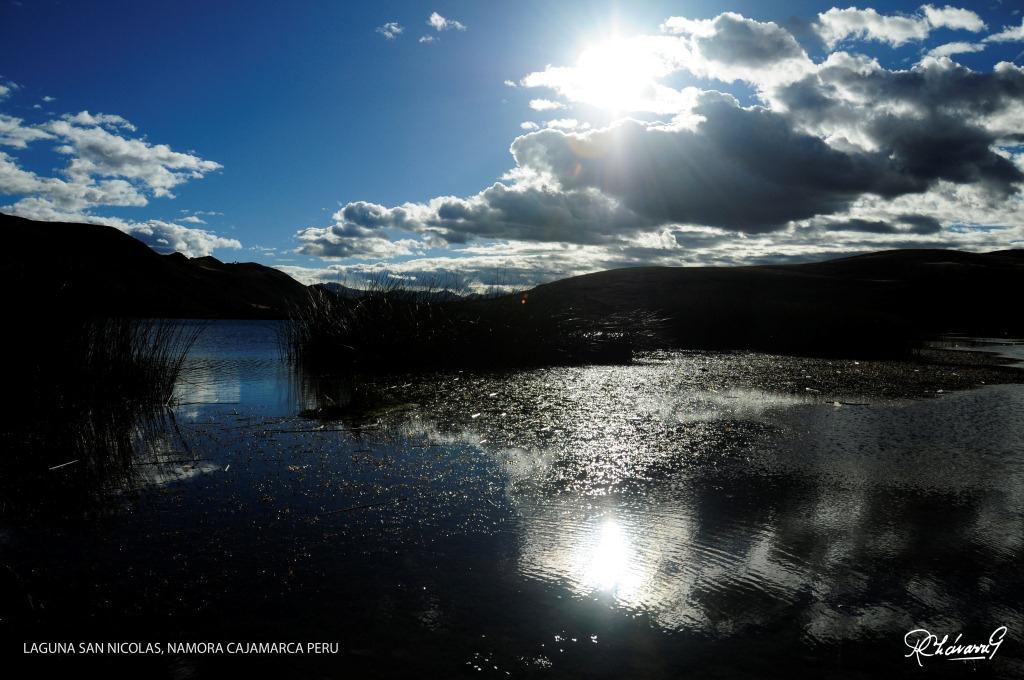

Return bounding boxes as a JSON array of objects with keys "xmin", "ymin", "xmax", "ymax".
[{"xmin": 4, "ymin": 320, "xmax": 1023, "ymax": 678}]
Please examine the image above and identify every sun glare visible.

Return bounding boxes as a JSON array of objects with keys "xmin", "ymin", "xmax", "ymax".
[{"xmin": 572, "ymin": 36, "xmax": 668, "ymax": 114}]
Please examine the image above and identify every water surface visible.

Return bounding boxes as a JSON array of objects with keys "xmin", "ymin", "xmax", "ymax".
[{"xmin": 4, "ymin": 320, "xmax": 1023, "ymax": 678}]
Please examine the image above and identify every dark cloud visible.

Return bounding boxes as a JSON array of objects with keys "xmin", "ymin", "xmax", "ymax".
[
  {"xmin": 512, "ymin": 93, "xmax": 922, "ymax": 232},
  {"xmin": 822, "ymin": 214, "xmax": 942, "ymax": 234},
  {"xmin": 695, "ymin": 12, "xmax": 806, "ymax": 65},
  {"xmin": 775, "ymin": 58, "xmax": 1024, "ymax": 194},
  {"xmin": 293, "ymin": 12, "xmax": 1024, "ymax": 265}
]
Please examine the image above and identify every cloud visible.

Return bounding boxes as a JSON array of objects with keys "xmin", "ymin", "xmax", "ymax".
[
  {"xmin": 2, "ymin": 195, "xmax": 239, "ymax": 257},
  {"xmin": 41, "ymin": 95, "xmax": 56, "ymax": 103},
  {"xmin": 503, "ymin": 80, "xmax": 518, "ymax": 88},
  {"xmin": 543, "ymin": 118, "xmax": 580, "ymax": 130},
  {"xmin": 927, "ymin": 41, "xmax": 985, "ymax": 57},
  {"xmin": 42, "ymin": 115, "xmax": 221, "ymax": 197},
  {"xmin": 375, "ymin": 21, "xmax": 403, "ymax": 40},
  {"xmin": 428, "ymin": 12, "xmax": 466, "ymax": 32},
  {"xmin": 510, "ymin": 96, "xmax": 930, "ymax": 233},
  {"xmin": 60, "ymin": 110, "xmax": 136, "ymax": 131},
  {"xmin": 180, "ymin": 215, "xmax": 205, "ymax": 224},
  {"xmin": 524, "ymin": 15, "xmax": 813, "ymax": 116},
  {"xmin": 0, "ymin": 79, "xmax": 18, "ymax": 101},
  {"xmin": 821, "ymin": 214, "xmax": 942, "ymax": 234},
  {"xmin": 984, "ymin": 19, "xmax": 1024, "ymax": 43},
  {"xmin": 920, "ymin": 5, "xmax": 986, "ymax": 32},
  {"xmin": 773, "ymin": 54, "xmax": 1024, "ymax": 159},
  {"xmin": 0, "ymin": 100, "xmax": 235, "ymax": 256},
  {"xmin": 0, "ymin": 150, "xmax": 146, "ymax": 210},
  {"xmin": 0, "ymin": 114, "xmax": 53, "ymax": 148},
  {"xmin": 292, "ymin": 9, "xmax": 1024, "ymax": 280},
  {"xmin": 528, "ymin": 98, "xmax": 564, "ymax": 111},
  {"xmin": 418, "ymin": 35, "xmax": 437, "ymax": 44},
  {"xmin": 815, "ymin": 5, "xmax": 984, "ymax": 48}
]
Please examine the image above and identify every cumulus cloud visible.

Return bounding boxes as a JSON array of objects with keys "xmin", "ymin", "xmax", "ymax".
[
  {"xmin": 42, "ymin": 116, "xmax": 221, "ymax": 197},
  {"xmin": 293, "ymin": 8, "xmax": 1024, "ymax": 279},
  {"xmin": 815, "ymin": 5, "xmax": 984, "ymax": 48},
  {"xmin": 3, "ymin": 195, "xmax": 239, "ymax": 256},
  {"xmin": 543, "ymin": 118, "xmax": 580, "ymax": 130},
  {"xmin": 523, "ymin": 14, "xmax": 813, "ymax": 116},
  {"xmin": 984, "ymin": 19, "xmax": 1024, "ymax": 43},
  {"xmin": 418, "ymin": 35, "xmax": 437, "ymax": 44},
  {"xmin": 528, "ymin": 98, "xmax": 564, "ymax": 111},
  {"xmin": 60, "ymin": 110, "xmax": 136, "ymax": 131},
  {"xmin": 375, "ymin": 22, "xmax": 404, "ymax": 40},
  {"xmin": 920, "ymin": 5, "xmax": 986, "ymax": 32},
  {"xmin": 0, "ymin": 79, "xmax": 18, "ymax": 101},
  {"xmin": 927, "ymin": 41, "xmax": 985, "ymax": 57},
  {"xmin": 427, "ymin": 12, "xmax": 466, "ymax": 32},
  {"xmin": 0, "ymin": 101, "xmax": 236, "ymax": 256},
  {"xmin": 0, "ymin": 114, "xmax": 53, "ymax": 148}
]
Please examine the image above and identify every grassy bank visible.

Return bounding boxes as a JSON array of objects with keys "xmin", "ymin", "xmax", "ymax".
[{"xmin": 282, "ymin": 281, "xmax": 664, "ymax": 374}]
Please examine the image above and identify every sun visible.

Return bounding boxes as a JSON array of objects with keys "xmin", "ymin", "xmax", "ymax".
[{"xmin": 570, "ymin": 35, "xmax": 672, "ymax": 114}]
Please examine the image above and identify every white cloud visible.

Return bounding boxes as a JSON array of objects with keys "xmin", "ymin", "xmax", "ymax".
[
  {"xmin": 0, "ymin": 114, "xmax": 52, "ymax": 148},
  {"xmin": 2, "ymin": 196, "xmax": 240, "ymax": 257},
  {"xmin": 61, "ymin": 110, "xmax": 136, "ymax": 131},
  {"xmin": 920, "ymin": 5, "xmax": 986, "ymax": 32},
  {"xmin": 43, "ymin": 117, "xmax": 221, "ymax": 197},
  {"xmin": 816, "ymin": 7, "xmax": 929, "ymax": 47},
  {"xmin": 375, "ymin": 21, "xmax": 404, "ymax": 40},
  {"xmin": 418, "ymin": 35, "xmax": 437, "ymax": 44},
  {"xmin": 544, "ymin": 118, "xmax": 579, "ymax": 130},
  {"xmin": 0, "ymin": 79, "xmax": 18, "ymax": 101},
  {"xmin": 523, "ymin": 15, "xmax": 814, "ymax": 116},
  {"xmin": 41, "ymin": 95, "xmax": 56, "ymax": 103},
  {"xmin": 290, "ymin": 9, "xmax": 1024, "ymax": 281},
  {"xmin": 927, "ymin": 41, "xmax": 985, "ymax": 58},
  {"xmin": 0, "ymin": 100, "xmax": 234, "ymax": 256},
  {"xmin": 180, "ymin": 215, "xmax": 205, "ymax": 224},
  {"xmin": 815, "ymin": 5, "xmax": 984, "ymax": 48},
  {"xmin": 528, "ymin": 98, "xmax": 564, "ymax": 111},
  {"xmin": 984, "ymin": 19, "xmax": 1024, "ymax": 43},
  {"xmin": 503, "ymin": 79, "xmax": 518, "ymax": 88},
  {"xmin": 428, "ymin": 11, "xmax": 466, "ymax": 32}
]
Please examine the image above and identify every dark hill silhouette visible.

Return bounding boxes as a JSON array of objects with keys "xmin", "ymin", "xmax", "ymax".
[
  {"xmin": 2, "ymin": 213, "xmax": 307, "ymax": 318},
  {"xmin": 5, "ymin": 212, "xmax": 1022, "ymax": 356},
  {"xmin": 476, "ymin": 248, "xmax": 1024, "ymax": 356}
]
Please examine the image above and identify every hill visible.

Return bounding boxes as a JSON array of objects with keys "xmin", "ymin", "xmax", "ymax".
[
  {"xmin": 5, "ymin": 212, "xmax": 1022, "ymax": 356},
  {"xmin": 1, "ymin": 213, "xmax": 307, "ymax": 318},
  {"xmin": 477, "ymin": 248, "xmax": 1024, "ymax": 356}
]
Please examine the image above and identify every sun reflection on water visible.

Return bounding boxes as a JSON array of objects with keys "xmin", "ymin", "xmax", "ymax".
[{"xmin": 576, "ymin": 518, "xmax": 640, "ymax": 598}]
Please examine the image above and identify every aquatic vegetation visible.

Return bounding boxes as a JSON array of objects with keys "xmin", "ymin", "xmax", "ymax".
[
  {"xmin": 0, "ymin": 316, "xmax": 201, "ymax": 518},
  {"xmin": 281, "ymin": 278, "xmax": 665, "ymax": 373}
]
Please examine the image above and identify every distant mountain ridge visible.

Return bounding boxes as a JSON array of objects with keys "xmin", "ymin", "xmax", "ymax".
[
  {"xmin": 2, "ymin": 213, "xmax": 307, "ymax": 318},
  {"xmin": 4, "ymin": 213, "xmax": 1022, "ymax": 356}
]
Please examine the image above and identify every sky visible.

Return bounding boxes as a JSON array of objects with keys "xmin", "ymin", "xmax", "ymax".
[{"xmin": 1, "ymin": 1, "xmax": 1023, "ymax": 291}]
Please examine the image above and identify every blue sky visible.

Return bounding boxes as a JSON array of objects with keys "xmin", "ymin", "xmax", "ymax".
[{"xmin": 1, "ymin": 1, "xmax": 1023, "ymax": 289}]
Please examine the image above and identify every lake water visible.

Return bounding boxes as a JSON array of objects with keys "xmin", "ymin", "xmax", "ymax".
[{"xmin": 4, "ymin": 320, "xmax": 1023, "ymax": 678}]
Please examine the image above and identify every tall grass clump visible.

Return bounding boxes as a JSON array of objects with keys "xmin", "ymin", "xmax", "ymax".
[
  {"xmin": 0, "ymin": 316, "xmax": 201, "ymax": 519},
  {"xmin": 282, "ymin": 277, "xmax": 664, "ymax": 374}
]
